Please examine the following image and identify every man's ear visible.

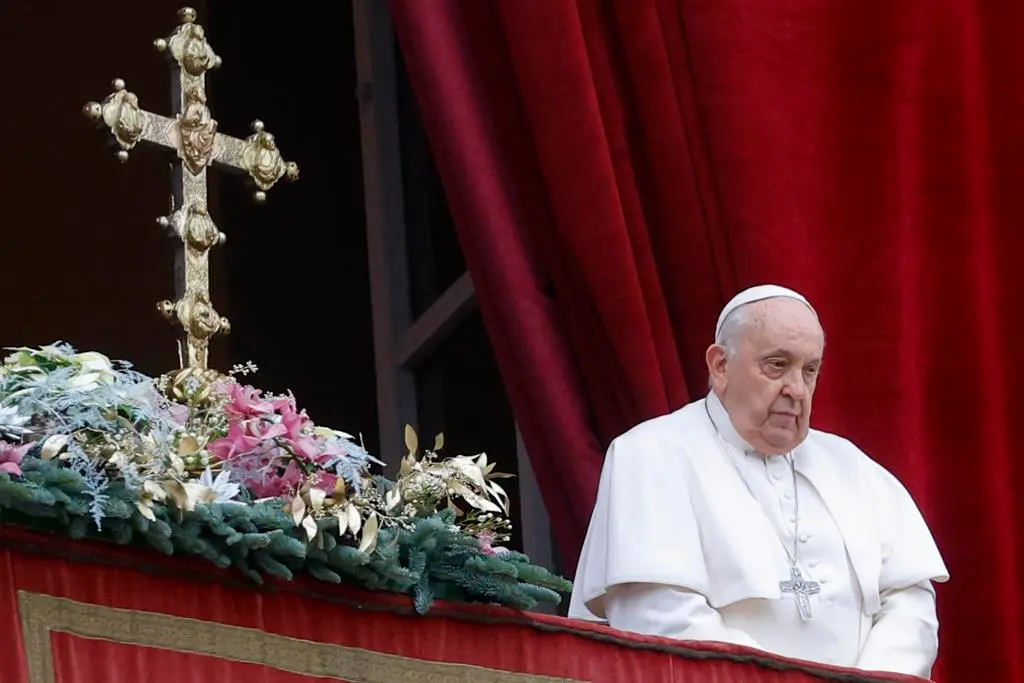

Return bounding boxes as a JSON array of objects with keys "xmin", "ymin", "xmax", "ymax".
[{"xmin": 705, "ymin": 344, "xmax": 729, "ymax": 390}]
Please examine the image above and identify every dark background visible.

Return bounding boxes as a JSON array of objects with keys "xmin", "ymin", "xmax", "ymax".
[
  {"xmin": 2, "ymin": 1, "xmax": 522, "ymax": 545},
  {"xmin": 205, "ymin": 4, "xmax": 376, "ymax": 446},
  {"xmin": 0, "ymin": 0, "xmax": 375, "ymax": 446}
]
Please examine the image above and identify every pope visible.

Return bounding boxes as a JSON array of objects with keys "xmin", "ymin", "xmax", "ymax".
[{"xmin": 568, "ymin": 285, "xmax": 949, "ymax": 678}]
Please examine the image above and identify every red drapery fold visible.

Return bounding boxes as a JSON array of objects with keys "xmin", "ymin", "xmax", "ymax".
[
  {"xmin": 389, "ymin": 0, "xmax": 731, "ymax": 573},
  {"xmin": 391, "ymin": 1, "xmax": 1024, "ymax": 680}
]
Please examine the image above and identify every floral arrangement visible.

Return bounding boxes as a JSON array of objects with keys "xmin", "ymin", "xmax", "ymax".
[{"xmin": 0, "ymin": 343, "xmax": 570, "ymax": 613}]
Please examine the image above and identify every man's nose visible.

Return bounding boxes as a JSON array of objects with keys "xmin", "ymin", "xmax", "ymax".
[{"xmin": 783, "ymin": 374, "xmax": 807, "ymax": 400}]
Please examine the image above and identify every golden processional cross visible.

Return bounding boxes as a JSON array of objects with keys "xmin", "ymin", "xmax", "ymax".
[{"xmin": 83, "ymin": 7, "xmax": 298, "ymax": 370}]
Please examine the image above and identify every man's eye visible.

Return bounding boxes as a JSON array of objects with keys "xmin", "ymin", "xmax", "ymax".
[{"xmin": 766, "ymin": 360, "xmax": 786, "ymax": 370}]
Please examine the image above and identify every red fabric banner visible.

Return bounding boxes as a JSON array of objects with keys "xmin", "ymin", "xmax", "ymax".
[
  {"xmin": 1, "ymin": 527, "xmax": 918, "ymax": 683},
  {"xmin": 48, "ymin": 636, "xmax": 354, "ymax": 683},
  {"xmin": 389, "ymin": 2, "xmax": 1024, "ymax": 680}
]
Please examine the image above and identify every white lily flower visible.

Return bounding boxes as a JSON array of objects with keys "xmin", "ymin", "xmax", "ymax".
[
  {"xmin": 198, "ymin": 467, "xmax": 241, "ymax": 503},
  {"xmin": 68, "ymin": 352, "xmax": 116, "ymax": 390}
]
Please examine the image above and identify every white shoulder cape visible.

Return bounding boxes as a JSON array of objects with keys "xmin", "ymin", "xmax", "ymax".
[{"xmin": 569, "ymin": 399, "xmax": 949, "ymax": 620}]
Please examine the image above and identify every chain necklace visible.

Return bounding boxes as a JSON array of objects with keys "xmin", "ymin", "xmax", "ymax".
[{"xmin": 704, "ymin": 401, "xmax": 821, "ymax": 619}]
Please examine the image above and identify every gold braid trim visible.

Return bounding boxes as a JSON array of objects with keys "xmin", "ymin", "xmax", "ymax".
[{"xmin": 19, "ymin": 591, "xmax": 584, "ymax": 683}]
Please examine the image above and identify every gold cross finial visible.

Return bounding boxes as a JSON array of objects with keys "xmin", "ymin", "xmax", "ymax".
[{"xmin": 82, "ymin": 7, "xmax": 299, "ymax": 370}]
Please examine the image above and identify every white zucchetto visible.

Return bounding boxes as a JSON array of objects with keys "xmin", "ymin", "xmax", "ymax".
[{"xmin": 715, "ymin": 284, "xmax": 816, "ymax": 341}]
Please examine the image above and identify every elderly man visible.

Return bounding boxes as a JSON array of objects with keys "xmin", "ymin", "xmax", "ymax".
[{"xmin": 568, "ymin": 285, "xmax": 949, "ymax": 678}]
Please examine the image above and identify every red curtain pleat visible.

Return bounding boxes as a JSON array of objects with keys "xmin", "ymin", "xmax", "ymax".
[
  {"xmin": 387, "ymin": 2, "xmax": 605, "ymax": 561},
  {"xmin": 391, "ymin": 0, "xmax": 1024, "ymax": 680}
]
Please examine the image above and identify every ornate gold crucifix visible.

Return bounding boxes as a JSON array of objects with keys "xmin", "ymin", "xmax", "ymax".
[{"xmin": 83, "ymin": 7, "xmax": 299, "ymax": 370}]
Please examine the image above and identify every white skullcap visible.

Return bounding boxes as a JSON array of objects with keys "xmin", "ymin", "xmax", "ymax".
[{"xmin": 715, "ymin": 284, "xmax": 815, "ymax": 340}]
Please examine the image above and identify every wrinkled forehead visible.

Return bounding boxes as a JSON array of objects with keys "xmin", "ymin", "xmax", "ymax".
[{"xmin": 743, "ymin": 299, "xmax": 825, "ymax": 354}]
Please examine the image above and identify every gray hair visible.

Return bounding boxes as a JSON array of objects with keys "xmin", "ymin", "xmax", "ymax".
[
  {"xmin": 714, "ymin": 300, "xmax": 826, "ymax": 356},
  {"xmin": 707, "ymin": 305, "xmax": 754, "ymax": 389},
  {"xmin": 715, "ymin": 304, "xmax": 754, "ymax": 356}
]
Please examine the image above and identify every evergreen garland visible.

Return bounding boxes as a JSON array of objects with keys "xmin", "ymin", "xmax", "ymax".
[{"xmin": 0, "ymin": 429, "xmax": 571, "ymax": 614}]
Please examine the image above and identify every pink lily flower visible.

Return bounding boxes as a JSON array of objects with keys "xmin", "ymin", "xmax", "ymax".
[
  {"xmin": 477, "ymin": 530, "xmax": 509, "ymax": 556},
  {"xmin": 209, "ymin": 420, "xmax": 286, "ymax": 462},
  {"xmin": 0, "ymin": 442, "xmax": 30, "ymax": 477},
  {"xmin": 168, "ymin": 403, "xmax": 190, "ymax": 425},
  {"xmin": 222, "ymin": 383, "xmax": 274, "ymax": 420}
]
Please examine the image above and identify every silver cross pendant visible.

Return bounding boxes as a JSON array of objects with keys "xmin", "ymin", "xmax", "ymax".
[{"xmin": 779, "ymin": 564, "xmax": 821, "ymax": 620}]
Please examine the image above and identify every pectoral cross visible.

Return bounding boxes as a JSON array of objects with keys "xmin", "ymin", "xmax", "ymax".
[
  {"xmin": 82, "ymin": 7, "xmax": 299, "ymax": 370},
  {"xmin": 780, "ymin": 564, "xmax": 821, "ymax": 620}
]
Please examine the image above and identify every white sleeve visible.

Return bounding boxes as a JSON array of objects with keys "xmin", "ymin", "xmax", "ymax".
[
  {"xmin": 856, "ymin": 581, "xmax": 939, "ymax": 678},
  {"xmin": 605, "ymin": 583, "xmax": 762, "ymax": 649}
]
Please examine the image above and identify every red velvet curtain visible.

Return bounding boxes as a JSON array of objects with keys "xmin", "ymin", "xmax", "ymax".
[{"xmin": 391, "ymin": 1, "xmax": 1024, "ymax": 681}]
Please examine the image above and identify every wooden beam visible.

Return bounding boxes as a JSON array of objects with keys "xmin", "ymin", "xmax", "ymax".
[
  {"xmin": 516, "ymin": 425, "xmax": 558, "ymax": 612},
  {"xmin": 395, "ymin": 272, "xmax": 477, "ymax": 370},
  {"xmin": 352, "ymin": 0, "xmax": 417, "ymax": 474}
]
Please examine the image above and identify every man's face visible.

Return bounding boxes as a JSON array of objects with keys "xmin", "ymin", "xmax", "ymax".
[{"xmin": 706, "ymin": 298, "xmax": 824, "ymax": 455}]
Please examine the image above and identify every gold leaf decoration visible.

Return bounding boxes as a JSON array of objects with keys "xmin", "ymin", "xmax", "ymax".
[
  {"xmin": 346, "ymin": 502, "xmax": 361, "ymax": 535},
  {"xmin": 359, "ymin": 511, "xmax": 379, "ymax": 554},
  {"xmin": 301, "ymin": 514, "xmax": 318, "ymax": 541},
  {"xmin": 136, "ymin": 501, "xmax": 156, "ymax": 521},
  {"xmin": 288, "ymin": 494, "xmax": 306, "ymax": 526},
  {"xmin": 143, "ymin": 480, "xmax": 167, "ymax": 501},
  {"xmin": 384, "ymin": 487, "xmax": 402, "ymax": 512},
  {"xmin": 404, "ymin": 424, "xmax": 419, "ymax": 455},
  {"xmin": 177, "ymin": 435, "xmax": 201, "ymax": 456},
  {"xmin": 163, "ymin": 480, "xmax": 211, "ymax": 512},
  {"xmin": 450, "ymin": 481, "xmax": 502, "ymax": 514},
  {"xmin": 40, "ymin": 434, "xmax": 69, "ymax": 461},
  {"xmin": 487, "ymin": 479, "xmax": 511, "ymax": 514},
  {"xmin": 308, "ymin": 487, "xmax": 326, "ymax": 513}
]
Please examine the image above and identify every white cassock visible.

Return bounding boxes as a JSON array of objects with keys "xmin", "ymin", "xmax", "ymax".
[{"xmin": 569, "ymin": 391, "xmax": 949, "ymax": 679}]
